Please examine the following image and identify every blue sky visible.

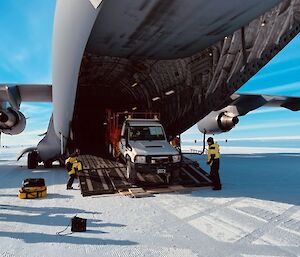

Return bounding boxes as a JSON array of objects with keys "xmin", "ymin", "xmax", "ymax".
[
  {"xmin": 0, "ymin": 1, "xmax": 300, "ymax": 151},
  {"xmin": 182, "ymin": 33, "xmax": 300, "ymax": 150}
]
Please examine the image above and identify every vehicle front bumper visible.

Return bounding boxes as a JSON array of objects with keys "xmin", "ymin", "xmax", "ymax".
[{"xmin": 133, "ymin": 162, "xmax": 180, "ymax": 174}]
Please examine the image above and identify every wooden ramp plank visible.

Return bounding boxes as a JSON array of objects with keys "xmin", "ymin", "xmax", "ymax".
[
  {"xmin": 187, "ymin": 164, "xmax": 212, "ymax": 183},
  {"xmin": 79, "ymin": 168, "xmax": 114, "ymax": 196},
  {"xmin": 102, "ymin": 158, "xmax": 131, "ymax": 190},
  {"xmin": 181, "ymin": 167, "xmax": 200, "ymax": 184},
  {"xmin": 107, "ymin": 167, "xmax": 131, "ymax": 190},
  {"xmin": 85, "ymin": 170, "xmax": 94, "ymax": 191},
  {"xmin": 78, "ymin": 171, "xmax": 89, "ymax": 195},
  {"xmin": 96, "ymin": 169, "xmax": 110, "ymax": 190},
  {"xmin": 128, "ymin": 187, "xmax": 153, "ymax": 198},
  {"xmin": 90, "ymin": 169, "xmax": 114, "ymax": 195}
]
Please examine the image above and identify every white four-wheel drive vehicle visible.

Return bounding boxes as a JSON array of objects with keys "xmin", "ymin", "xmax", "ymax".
[{"xmin": 105, "ymin": 111, "xmax": 181, "ymax": 183}]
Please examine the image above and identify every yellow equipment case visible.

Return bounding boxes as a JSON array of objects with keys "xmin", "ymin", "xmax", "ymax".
[{"xmin": 18, "ymin": 178, "xmax": 47, "ymax": 199}]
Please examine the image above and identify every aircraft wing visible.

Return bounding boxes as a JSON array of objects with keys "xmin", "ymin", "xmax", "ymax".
[
  {"xmin": 198, "ymin": 93, "xmax": 300, "ymax": 134},
  {"xmin": 0, "ymin": 84, "xmax": 52, "ymax": 145},
  {"xmin": 0, "ymin": 84, "xmax": 52, "ymax": 109},
  {"xmin": 227, "ymin": 93, "xmax": 300, "ymax": 116}
]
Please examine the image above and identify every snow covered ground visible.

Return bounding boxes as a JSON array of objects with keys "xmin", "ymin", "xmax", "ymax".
[
  {"xmin": 182, "ymin": 145, "xmax": 300, "ymax": 154},
  {"xmin": 0, "ymin": 150, "xmax": 300, "ymax": 257}
]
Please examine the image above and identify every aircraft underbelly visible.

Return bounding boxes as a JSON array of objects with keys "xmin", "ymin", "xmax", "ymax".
[
  {"xmin": 73, "ymin": 0, "xmax": 300, "ymax": 154},
  {"xmin": 50, "ymin": 0, "xmax": 300, "ymax": 157},
  {"xmin": 86, "ymin": 0, "xmax": 282, "ymax": 59}
]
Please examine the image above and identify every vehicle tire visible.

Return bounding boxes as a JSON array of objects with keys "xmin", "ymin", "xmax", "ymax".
[
  {"xmin": 44, "ymin": 160, "xmax": 53, "ymax": 168},
  {"xmin": 126, "ymin": 157, "xmax": 137, "ymax": 183},
  {"xmin": 108, "ymin": 143, "xmax": 116, "ymax": 158},
  {"xmin": 108, "ymin": 143, "xmax": 113, "ymax": 155},
  {"xmin": 27, "ymin": 151, "xmax": 38, "ymax": 169},
  {"xmin": 161, "ymin": 173, "xmax": 171, "ymax": 184},
  {"xmin": 112, "ymin": 146, "xmax": 116, "ymax": 158},
  {"xmin": 171, "ymin": 168, "xmax": 180, "ymax": 184}
]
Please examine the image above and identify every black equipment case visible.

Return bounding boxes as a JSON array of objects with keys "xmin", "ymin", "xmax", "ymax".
[
  {"xmin": 71, "ymin": 217, "xmax": 87, "ymax": 232},
  {"xmin": 22, "ymin": 178, "xmax": 45, "ymax": 187}
]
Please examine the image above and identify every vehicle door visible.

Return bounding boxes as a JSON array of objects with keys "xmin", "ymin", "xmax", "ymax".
[{"xmin": 119, "ymin": 123, "xmax": 128, "ymax": 156}]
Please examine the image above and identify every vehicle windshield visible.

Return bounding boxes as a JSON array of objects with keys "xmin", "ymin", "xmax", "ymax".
[{"xmin": 129, "ymin": 126, "xmax": 166, "ymax": 141}]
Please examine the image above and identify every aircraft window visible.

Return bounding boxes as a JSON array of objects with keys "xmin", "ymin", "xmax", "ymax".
[{"xmin": 129, "ymin": 126, "xmax": 165, "ymax": 141}]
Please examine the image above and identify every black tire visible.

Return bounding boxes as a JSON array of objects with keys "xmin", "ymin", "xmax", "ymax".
[
  {"xmin": 108, "ymin": 143, "xmax": 113, "ymax": 155},
  {"xmin": 171, "ymin": 168, "xmax": 180, "ymax": 184},
  {"xmin": 110, "ymin": 144, "xmax": 116, "ymax": 158},
  {"xmin": 126, "ymin": 157, "xmax": 137, "ymax": 183},
  {"xmin": 27, "ymin": 151, "xmax": 38, "ymax": 169},
  {"xmin": 58, "ymin": 158, "xmax": 65, "ymax": 167},
  {"xmin": 112, "ymin": 147, "xmax": 116, "ymax": 158},
  {"xmin": 44, "ymin": 160, "xmax": 53, "ymax": 168},
  {"xmin": 160, "ymin": 173, "xmax": 171, "ymax": 184},
  {"xmin": 108, "ymin": 143, "xmax": 116, "ymax": 159}
]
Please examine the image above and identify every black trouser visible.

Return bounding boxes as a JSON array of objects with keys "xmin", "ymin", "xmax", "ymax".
[
  {"xmin": 210, "ymin": 159, "xmax": 221, "ymax": 189},
  {"xmin": 67, "ymin": 173, "xmax": 76, "ymax": 188}
]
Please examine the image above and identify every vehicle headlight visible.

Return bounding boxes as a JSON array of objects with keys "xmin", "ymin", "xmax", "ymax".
[
  {"xmin": 135, "ymin": 156, "xmax": 146, "ymax": 164},
  {"xmin": 172, "ymin": 154, "xmax": 181, "ymax": 163}
]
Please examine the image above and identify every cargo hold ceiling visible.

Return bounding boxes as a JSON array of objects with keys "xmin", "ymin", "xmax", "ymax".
[
  {"xmin": 85, "ymin": 0, "xmax": 282, "ymax": 59},
  {"xmin": 77, "ymin": 0, "xmax": 300, "ymax": 136}
]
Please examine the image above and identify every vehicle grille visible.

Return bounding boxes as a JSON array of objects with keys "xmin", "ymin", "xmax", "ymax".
[{"xmin": 148, "ymin": 156, "xmax": 171, "ymax": 164}]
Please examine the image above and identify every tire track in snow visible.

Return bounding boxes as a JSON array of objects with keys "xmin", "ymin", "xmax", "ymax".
[
  {"xmin": 183, "ymin": 198, "xmax": 243, "ymax": 222},
  {"xmin": 236, "ymin": 205, "xmax": 300, "ymax": 244}
]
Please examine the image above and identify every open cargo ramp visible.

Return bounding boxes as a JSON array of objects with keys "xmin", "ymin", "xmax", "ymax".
[{"xmin": 78, "ymin": 155, "xmax": 212, "ymax": 197}]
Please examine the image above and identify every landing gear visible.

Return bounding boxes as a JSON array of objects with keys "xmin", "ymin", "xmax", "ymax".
[
  {"xmin": 126, "ymin": 156, "xmax": 137, "ymax": 183},
  {"xmin": 43, "ymin": 160, "xmax": 53, "ymax": 169},
  {"xmin": 58, "ymin": 158, "xmax": 65, "ymax": 167},
  {"xmin": 27, "ymin": 151, "xmax": 38, "ymax": 169}
]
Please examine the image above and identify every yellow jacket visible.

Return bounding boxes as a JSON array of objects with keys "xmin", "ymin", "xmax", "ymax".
[
  {"xmin": 65, "ymin": 157, "xmax": 82, "ymax": 175},
  {"xmin": 207, "ymin": 143, "xmax": 220, "ymax": 166}
]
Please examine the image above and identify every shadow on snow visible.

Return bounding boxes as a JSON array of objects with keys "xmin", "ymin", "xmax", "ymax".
[{"xmin": 0, "ymin": 204, "xmax": 137, "ymax": 246}]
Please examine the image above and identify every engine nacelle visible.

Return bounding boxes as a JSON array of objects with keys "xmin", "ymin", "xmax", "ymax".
[
  {"xmin": 0, "ymin": 108, "xmax": 26, "ymax": 135},
  {"xmin": 197, "ymin": 111, "xmax": 239, "ymax": 134}
]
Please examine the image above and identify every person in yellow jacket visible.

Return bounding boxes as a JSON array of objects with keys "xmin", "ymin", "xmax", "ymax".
[
  {"xmin": 206, "ymin": 137, "xmax": 222, "ymax": 190},
  {"xmin": 65, "ymin": 150, "xmax": 82, "ymax": 190}
]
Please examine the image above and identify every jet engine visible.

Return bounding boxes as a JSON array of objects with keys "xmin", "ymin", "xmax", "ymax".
[
  {"xmin": 0, "ymin": 108, "xmax": 26, "ymax": 135},
  {"xmin": 197, "ymin": 112, "xmax": 239, "ymax": 134}
]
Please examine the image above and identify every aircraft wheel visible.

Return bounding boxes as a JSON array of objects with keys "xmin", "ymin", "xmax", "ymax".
[
  {"xmin": 44, "ymin": 160, "xmax": 53, "ymax": 168},
  {"xmin": 58, "ymin": 158, "xmax": 65, "ymax": 167},
  {"xmin": 28, "ymin": 151, "xmax": 38, "ymax": 169}
]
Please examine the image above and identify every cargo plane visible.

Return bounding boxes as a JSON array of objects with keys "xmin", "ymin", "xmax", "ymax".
[{"xmin": 1, "ymin": 0, "xmax": 300, "ymax": 168}]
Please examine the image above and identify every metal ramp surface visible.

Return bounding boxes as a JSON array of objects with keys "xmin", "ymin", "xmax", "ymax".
[{"xmin": 78, "ymin": 155, "xmax": 212, "ymax": 197}]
